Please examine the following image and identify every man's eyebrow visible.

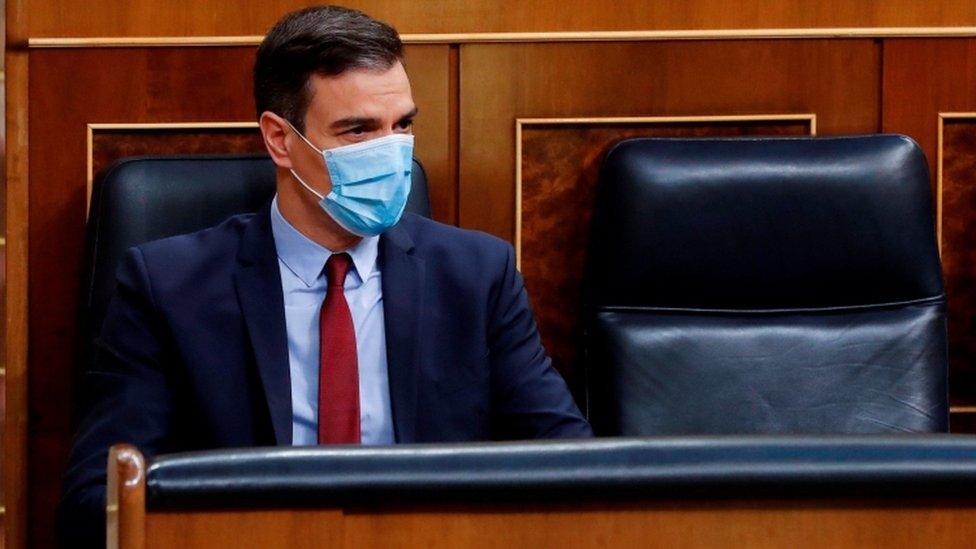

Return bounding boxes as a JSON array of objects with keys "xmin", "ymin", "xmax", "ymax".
[
  {"xmin": 330, "ymin": 116, "xmax": 377, "ymax": 130},
  {"xmin": 330, "ymin": 107, "xmax": 419, "ymax": 130},
  {"xmin": 398, "ymin": 106, "xmax": 419, "ymax": 121}
]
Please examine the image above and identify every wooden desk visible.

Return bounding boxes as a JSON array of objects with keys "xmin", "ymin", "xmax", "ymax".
[{"xmin": 106, "ymin": 440, "xmax": 976, "ymax": 549}]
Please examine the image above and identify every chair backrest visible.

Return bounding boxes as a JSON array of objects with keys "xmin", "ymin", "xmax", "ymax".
[
  {"xmin": 81, "ymin": 154, "xmax": 430, "ymax": 347},
  {"xmin": 584, "ymin": 135, "xmax": 948, "ymax": 435}
]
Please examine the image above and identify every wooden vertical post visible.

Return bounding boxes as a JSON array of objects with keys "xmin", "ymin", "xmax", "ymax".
[
  {"xmin": 107, "ymin": 444, "xmax": 146, "ymax": 549},
  {"xmin": 3, "ymin": 0, "xmax": 30, "ymax": 546}
]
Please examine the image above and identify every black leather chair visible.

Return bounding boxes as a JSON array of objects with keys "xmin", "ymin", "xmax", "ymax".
[
  {"xmin": 585, "ymin": 135, "xmax": 948, "ymax": 435},
  {"xmin": 80, "ymin": 153, "xmax": 430, "ymax": 363}
]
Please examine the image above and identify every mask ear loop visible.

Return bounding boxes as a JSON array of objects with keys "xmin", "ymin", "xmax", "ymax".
[
  {"xmin": 284, "ymin": 119, "xmax": 324, "ymax": 155},
  {"xmin": 289, "ymin": 168, "xmax": 325, "ymax": 200},
  {"xmin": 283, "ymin": 118, "xmax": 328, "ymax": 200}
]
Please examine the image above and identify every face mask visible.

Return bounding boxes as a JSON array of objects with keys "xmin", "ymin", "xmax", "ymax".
[{"xmin": 286, "ymin": 121, "xmax": 414, "ymax": 237}]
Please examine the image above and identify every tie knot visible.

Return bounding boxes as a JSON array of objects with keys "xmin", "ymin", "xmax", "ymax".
[{"xmin": 325, "ymin": 253, "xmax": 352, "ymax": 288}]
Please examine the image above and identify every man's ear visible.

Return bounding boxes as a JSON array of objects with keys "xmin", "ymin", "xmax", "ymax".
[{"xmin": 259, "ymin": 111, "xmax": 294, "ymax": 169}]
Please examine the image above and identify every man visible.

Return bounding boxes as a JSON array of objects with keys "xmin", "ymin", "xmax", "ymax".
[{"xmin": 58, "ymin": 5, "xmax": 591, "ymax": 545}]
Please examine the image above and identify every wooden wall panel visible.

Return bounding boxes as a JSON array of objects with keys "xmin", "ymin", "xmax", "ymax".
[
  {"xmin": 20, "ymin": 0, "xmax": 976, "ymax": 38},
  {"xmin": 881, "ymin": 39, "xmax": 976, "ymax": 412},
  {"xmin": 941, "ymin": 118, "xmax": 976, "ymax": 415},
  {"xmin": 25, "ymin": 44, "xmax": 451, "ymax": 548},
  {"xmin": 4, "ymin": 43, "xmax": 29, "ymax": 549},
  {"xmin": 518, "ymin": 117, "xmax": 812, "ymax": 385},
  {"xmin": 89, "ymin": 126, "xmax": 267, "ymax": 199},
  {"xmin": 7, "ymin": 3, "xmax": 976, "ymax": 545},
  {"xmin": 405, "ymin": 46, "xmax": 455, "ymax": 225},
  {"xmin": 6, "ymin": 2, "xmax": 27, "ymax": 545},
  {"xmin": 882, "ymin": 40, "xmax": 976, "ymax": 194},
  {"xmin": 141, "ymin": 501, "xmax": 976, "ymax": 548},
  {"xmin": 460, "ymin": 40, "xmax": 880, "ymax": 242},
  {"xmin": 0, "ymin": 18, "xmax": 5, "ymax": 535}
]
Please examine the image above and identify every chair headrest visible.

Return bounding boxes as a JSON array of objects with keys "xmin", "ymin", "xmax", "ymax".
[{"xmin": 588, "ymin": 135, "xmax": 943, "ymax": 310}]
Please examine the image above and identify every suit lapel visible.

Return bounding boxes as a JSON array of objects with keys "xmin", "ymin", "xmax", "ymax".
[
  {"xmin": 234, "ymin": 204, "xmax": 293, "ymax": 445},
  {"xmin": 380, "ymin": 218, "xmax": 425, "ymax": 443}
]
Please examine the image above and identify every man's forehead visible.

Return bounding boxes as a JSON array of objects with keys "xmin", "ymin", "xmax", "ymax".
[{"xmin": 309, "ymin": 63, "xmax": 415, "ymax": 123}]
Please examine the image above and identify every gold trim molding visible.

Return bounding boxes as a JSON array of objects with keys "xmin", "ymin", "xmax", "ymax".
[
  {"xmin": 28, "ymin": 26, "xmax": 976, "ymax": 48},
  {"xmin": 952, "ymin": 406, "xmax": 976, "ymax": 414},
  {"xmin": 85, "ymin": 122, "xmax": 260, "ymax": 214},
  {"xmin": 936, "ymin": 113, "xmax": 976, "ymax": 253},
  {"xmin": 513, "ymin": 114, "xmax": 817, "ymax": 267}
]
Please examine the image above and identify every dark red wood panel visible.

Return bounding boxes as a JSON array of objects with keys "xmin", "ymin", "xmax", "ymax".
[
  {"xmin": 460, "ymin": 40, "xmax": 881, "ymax": 242},
  {"xmin": 882, "ymin": 39, "xmax": 976, "ymax": 409},
  {"xmin": 942, "ymin": 119, "xmax": 976, "ymax": 412},
  {"xmin": 22, "ymin": 0, "xmax": 976, "ymax": 37},
  {"xmin": 91, "ymin": 127, "xmax": 266, "ymax": 185}
]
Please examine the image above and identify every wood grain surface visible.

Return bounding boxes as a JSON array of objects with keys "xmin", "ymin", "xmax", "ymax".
[
  {"xmin": 107, "ymin": 445, "xmax": 146, "ymax": 549},
  {"xmin": 460, "ymin": 40, "xmax": 880, "ymax": 241},
  {"xmin": 18, "ymin": 0, "xmax": 976, "ymax": 38},
  {"xmin": 89, "ymin": 127, "xmax": 267, "ymax": 201},
  {"xmin": 881, "ymin": 39, "xmax": 976, "ymax": 407},
  {"xmin": 4, "ymin": 40, "xmax": 30, "ymax": 549},
  {"xmin": 142, "ymin": 500, "xmax": 976, "ymax": 549},
  {"xmin": 941, "ymin": 119, "xmax": 976, "ymax": 409},
  {"xmin": 882, "ymin": 39, "xmax": 976, "ymax": 195}
]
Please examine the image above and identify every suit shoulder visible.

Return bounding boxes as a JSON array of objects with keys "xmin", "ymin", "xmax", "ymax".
[
  {"xmin": 129, "ymin": 212, "xmax": 258, "ymax": 301},
  {"xmin": 395, "ymin": 214, "xmax": 513, "ymax": 290},
  {"xmin": 400, "ymin": 213, "xmax": 511, "ymax": 259},
  {"xmin": 136, "ymin": 212, "xmax": 253, "ymax": 266}
]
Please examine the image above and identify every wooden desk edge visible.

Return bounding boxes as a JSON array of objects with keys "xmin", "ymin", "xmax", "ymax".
[{"xmin": 108, "ymin": 444, "xmax": 146, "ymax": 549}]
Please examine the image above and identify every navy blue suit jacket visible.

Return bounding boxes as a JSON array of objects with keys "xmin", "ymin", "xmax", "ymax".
[{"xmin": 58, "ymin": 206, "xmax": 592, "ymax": 545}]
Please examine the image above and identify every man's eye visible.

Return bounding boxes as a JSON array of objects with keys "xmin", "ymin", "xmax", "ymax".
[
  {"xmin": 347, "ymin": 126, "xmax": 366, "ymax": 135},
  {"xmin": 396, "ymin": 119, "xmax": 414, "ymax": 130}
]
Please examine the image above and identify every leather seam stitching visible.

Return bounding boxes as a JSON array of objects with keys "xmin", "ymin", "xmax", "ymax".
[{"xmin": 594, "ymin": 294, "xmax": 945, "ymax": 315}]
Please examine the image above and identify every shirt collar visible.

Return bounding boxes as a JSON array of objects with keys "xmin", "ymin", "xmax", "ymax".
[{"xmin": 270, "ymin": 195, "xmax": 379, "ymax": 288}]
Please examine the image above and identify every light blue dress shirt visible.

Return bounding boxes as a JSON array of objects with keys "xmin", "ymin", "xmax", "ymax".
[{"xmin": 270, "ymin": 196, "xmax": 395, "ymax": 445}]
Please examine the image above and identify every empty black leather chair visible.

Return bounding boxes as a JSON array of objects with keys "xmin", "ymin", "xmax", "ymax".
[
  {"xmin": 81, "ymin": 153, "xmax": 430, "ymax": 356},
  {"xmin": 585, "ymin": 136, "xmax": 948, "ymax": 435}
]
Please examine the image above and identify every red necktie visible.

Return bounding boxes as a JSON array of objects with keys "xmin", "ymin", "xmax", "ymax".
[{"xmin": 318, "ymin": 253, "xmax": 361, "ymax": 444}]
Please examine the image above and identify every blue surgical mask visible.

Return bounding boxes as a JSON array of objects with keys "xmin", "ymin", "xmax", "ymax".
[{"xmin": 287, "ymin": 121, "xmax": 414, "ymax": 237}]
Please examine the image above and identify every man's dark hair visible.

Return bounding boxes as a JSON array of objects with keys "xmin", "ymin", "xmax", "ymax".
[{"xmin": 254, "ymin": 5, "xmax": 403, "ymax": 131}]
